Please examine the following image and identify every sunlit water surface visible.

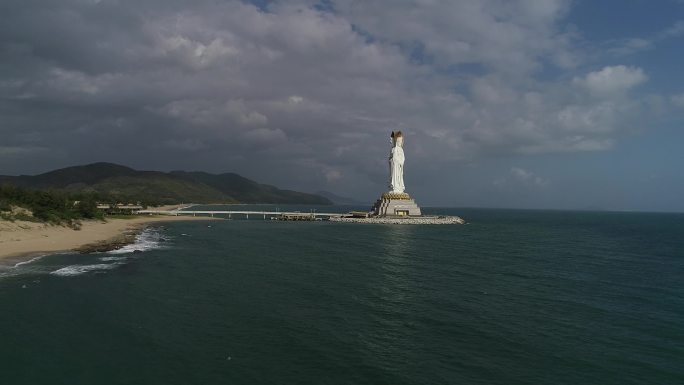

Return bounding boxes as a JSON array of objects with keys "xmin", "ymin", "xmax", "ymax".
[{"xmin": 1, "ymin": 208, "xmax": 683, "ymax": 384}]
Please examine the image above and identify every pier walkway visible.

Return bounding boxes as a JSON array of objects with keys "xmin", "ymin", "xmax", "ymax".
[{"xmin": 138, "ymin": 209, "xmax": 342, "ymax": 220}]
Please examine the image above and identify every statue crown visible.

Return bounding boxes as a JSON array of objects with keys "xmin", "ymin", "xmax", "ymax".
[{"xmin": 391, "ymin": 131, "xmax": 404, "ymax": 146}]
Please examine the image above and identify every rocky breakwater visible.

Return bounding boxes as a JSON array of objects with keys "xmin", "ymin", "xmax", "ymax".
[{"xmin": 329, "ymin": 216, "xmax": 465, "ymax": 225}]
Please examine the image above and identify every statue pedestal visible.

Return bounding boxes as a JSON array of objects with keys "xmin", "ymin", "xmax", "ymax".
[{"xmin": 371, "ymin": 192, "xmax": 422, "ymax": 217}]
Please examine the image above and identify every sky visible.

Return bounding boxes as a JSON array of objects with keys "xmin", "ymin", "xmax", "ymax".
[{"xmin": 1, "ymin": 0, "xmax": 683, "ymax": 211}]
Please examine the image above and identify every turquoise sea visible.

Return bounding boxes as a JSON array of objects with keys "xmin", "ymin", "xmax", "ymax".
[{"xmin": 1, "ymin": 207, "xmax": 683, "ymax": 384}]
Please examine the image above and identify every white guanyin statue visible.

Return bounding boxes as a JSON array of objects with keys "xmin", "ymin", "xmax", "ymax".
[
  {"xmin": 371, "ymin": 130, "xmax": 422, "ymax": 217},
  {"xmin": 389, "ymin": 131, "xmax": 405, "ymax": 193}
]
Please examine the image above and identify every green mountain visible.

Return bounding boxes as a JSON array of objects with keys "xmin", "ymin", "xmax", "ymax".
[{"xmin": 0, "ymin": 163, "xmax": 332, "ymax": 205}]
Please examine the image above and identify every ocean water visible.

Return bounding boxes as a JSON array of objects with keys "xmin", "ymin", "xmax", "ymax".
[{"xmin": 1, "ymin": 208, "xmax": 683, "ymax": 385}]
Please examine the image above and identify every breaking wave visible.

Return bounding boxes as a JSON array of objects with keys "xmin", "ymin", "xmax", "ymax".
[
  {"xmin": 48, "ymin": 228, "xmax": 172, "ymax": 277},
  {"xmin": 2, "ymin": 227, "xmax": 173, "ymax": 279},
  {"xmin": 13, "ymin": 254, "xmax": 49, "ymax": 267},
  {"xmin": 108, "ymin": 227, "xmax": 170, "ymax": 254},
  {"xmin": 50, "ymin": 263, "xmax": 121, "ymax": 277}
]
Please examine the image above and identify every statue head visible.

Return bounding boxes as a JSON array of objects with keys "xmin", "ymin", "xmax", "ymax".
[{"xmin": 391, "ymin": 131, "xmax": 404, "ymax": 147}]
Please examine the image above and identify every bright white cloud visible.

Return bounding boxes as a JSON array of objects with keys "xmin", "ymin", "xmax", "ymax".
[
  {"xmin": 573, "ymin": 66, "xmax": 648, "ymax": 96},
  {"xmin": 511, "ymin": 167, "xmax": 548, "ymax": 186},
  {"xmin": 333, "ymin": 0, "xmax": 575, "ymax": 73},
  {"xmin": 494, "ymin": 166, "xmax": 548, "ymax": 187},
  {"xmin": 671, "ymin": 93, "xmax": 684, "ymax": 108},
  {"xmin": 606, "ymin": 20, "xmax": 684, "ymax": 57},
  {"xmin": 288, "ymin": 95, "xmax": 304, "ymax": 105},
  {"xmin": 48, "ymin": 68, "xmax": 105, "ymax": 95},
  {"xmin": 0, "ymin": 0, "xmax": 665, "ymax": 190},
  {"xmin": 607, "ymin": 38, "xmax": 654, "ymax": 56},
  {"xmin": 242, "ymin": 128, "xmax": 287, "ymax": 144},
  {"xmin": 661, "ymin": 20, "xmax": 684, "ymax": 38},
  {"xmin": 324, "ymin": 169, "xmax": 343, "ymax": 182}
]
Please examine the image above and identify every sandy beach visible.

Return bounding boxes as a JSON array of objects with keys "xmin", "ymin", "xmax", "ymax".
[{"xmin": 0, "ymin": 215, "xmax": 215, "ymax": 264}]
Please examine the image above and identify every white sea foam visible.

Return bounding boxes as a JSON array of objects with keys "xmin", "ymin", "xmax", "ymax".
[
  {"xmin": 108, "ymin": 228, "xmax": 169, "ymax": 254},
  {"xmin": 50, "ymin": 263, "xmax": 121, "ymax": 277},
  {"xmin": 13, "ymin": 254, "xmax": 48, "ymax": 267},
  {"xmin": 1, "ymin": 253, "xmax": 66, "ymax": 279},
  {"xmin": 99, "ymin": 256, "xmax": 127, "ymax": 262},
  {"xmin": 4, "ymin": 228, "xmax": 172, "ymax": 279},
  {"xmin": 11, "ymin": 251, "xmax": 70, "ymax": 268}
]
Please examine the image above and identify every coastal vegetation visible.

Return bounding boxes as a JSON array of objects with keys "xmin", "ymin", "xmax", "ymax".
[
  {"xmin": 0, "ymin": 162, "xmax": 332, "ymax": 226},
  {"xmin": 0, "ymin": 184, "xmax": 106, "ymax": 225},
  {"xmin": 0, "ymin": 162, "xmax": 332, "ymax": 206}
]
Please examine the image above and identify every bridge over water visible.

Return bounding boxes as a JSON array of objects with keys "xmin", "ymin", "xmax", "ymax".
[{"xmin": 137, "ymin": 209, "xmax": 344, "ymax": 220}]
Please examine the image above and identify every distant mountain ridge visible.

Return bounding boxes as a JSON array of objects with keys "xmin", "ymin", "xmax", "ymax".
[{"xmin": 0, "ymin": 163, "xmax": 332, "ymax": 205}]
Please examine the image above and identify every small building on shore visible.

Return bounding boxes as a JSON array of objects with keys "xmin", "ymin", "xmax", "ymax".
[{"xmin": 97, "ymin": 203, "xmax": 144, "ymax": 215}]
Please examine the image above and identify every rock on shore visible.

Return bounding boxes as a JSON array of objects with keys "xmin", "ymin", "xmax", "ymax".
[{"xmin": 74, "ymin": 228, "xmax": 140, "ymax": 253}]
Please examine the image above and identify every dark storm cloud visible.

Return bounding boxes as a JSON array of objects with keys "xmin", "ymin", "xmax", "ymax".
[{"xmin": 0, "ymin": 0, "xmax": 661, "ymax": 201}]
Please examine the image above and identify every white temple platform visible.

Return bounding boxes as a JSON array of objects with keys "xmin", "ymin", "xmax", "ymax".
[
  {"xmin": 329, "ymin": 216, "xmax": 465, "ymax": 225},
  {"xmin": 371, "ymin": 192, "xmax": 422, "ymax": 217}
]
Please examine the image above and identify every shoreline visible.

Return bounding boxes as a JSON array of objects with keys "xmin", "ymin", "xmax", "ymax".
[{"xmin": 0, "ymin": 215, "xmax": 218, "ymax": 265}]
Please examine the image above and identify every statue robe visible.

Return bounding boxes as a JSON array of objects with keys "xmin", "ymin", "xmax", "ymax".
[{"xmin": 389, "ymin": 145, "xmax": 405, "ymax": 193}]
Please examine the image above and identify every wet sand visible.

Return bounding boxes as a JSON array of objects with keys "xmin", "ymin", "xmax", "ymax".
[{"xmin": 0, "ymin": 216, "xmax": 216, "ymax": 264}]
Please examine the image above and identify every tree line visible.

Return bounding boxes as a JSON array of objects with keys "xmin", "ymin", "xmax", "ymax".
[{"xmin": 0, "ymin": 184, "xmax": 160, "ymax": 224}]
